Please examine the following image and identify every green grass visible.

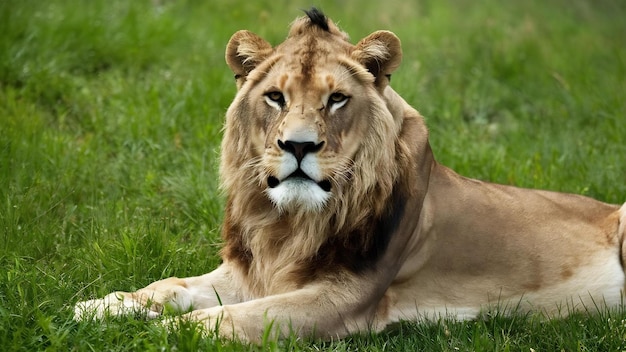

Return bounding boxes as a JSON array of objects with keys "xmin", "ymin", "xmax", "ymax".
[{"xmin": 1, "ymin": 0, "xmax": 625, "ymax": 350}]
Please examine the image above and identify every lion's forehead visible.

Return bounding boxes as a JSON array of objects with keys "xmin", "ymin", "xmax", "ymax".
[
  {"xmin": 279, "ymin": 33, "xmax": 351, "ymax": 60},
  {"xmin": 270, "ymin": 70, "xmax": 341, "ymax": 96},
  {"xmin": 245, "ymin": 33, "xmax": 372, "ymax": 95},
  {"xmin": 271, "ymin": 34, "xmax": 356, "ymax": 80}
]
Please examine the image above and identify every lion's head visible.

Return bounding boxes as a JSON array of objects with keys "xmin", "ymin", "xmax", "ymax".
[
  {"xmin": 221, "ymin": 9, "xmax": 406, "ymax": 220},
  {"xmin": 218, "ymin": 10, "xmax": 431, "ymax": 291}
]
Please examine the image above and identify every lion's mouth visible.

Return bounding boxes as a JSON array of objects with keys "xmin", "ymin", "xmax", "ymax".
[{"xmin": 267, "ymin": 169, "xmax": 332, "ymax": 192}]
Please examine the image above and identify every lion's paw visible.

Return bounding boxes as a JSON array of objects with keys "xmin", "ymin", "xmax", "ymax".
[{"xmin": 74, "ymin": 292, "xmax": 161, "ymax": 321}]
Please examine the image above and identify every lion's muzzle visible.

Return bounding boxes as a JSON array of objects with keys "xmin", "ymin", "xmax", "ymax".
[{"xmin": 265, "ymin": 139, "xmax": 332, "ymax": 212}]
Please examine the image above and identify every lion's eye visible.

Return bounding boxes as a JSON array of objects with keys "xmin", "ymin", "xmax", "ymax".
[
  {"xmin": 329, "ymin": 92, "xmax": 348, "ymax": 104},
  {"xmin": 328, "ymin": 92, "xmax": 349, "ymax": 113},
  {"xmin": 265, "ymin": 91, "xmax": 286, "ymax": 108}
]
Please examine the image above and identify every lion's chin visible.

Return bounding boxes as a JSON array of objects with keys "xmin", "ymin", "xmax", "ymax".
[{"xmin": 265, "ymin": 178, "xmax": 331, "ymax": 213}]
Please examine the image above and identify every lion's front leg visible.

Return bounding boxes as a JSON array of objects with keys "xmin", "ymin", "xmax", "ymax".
[
  {"xmin": 74, "ymin": 264, "xmax": 240, "ymax": 321},
  {"xmin": 173, "ymin": 282, "xmax": 388, "ymax": 342}
]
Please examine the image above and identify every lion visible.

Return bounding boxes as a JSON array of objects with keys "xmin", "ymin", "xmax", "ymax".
[{"xmin": 75, "ymin": 8, "xmax": 626, "ymax": 342}]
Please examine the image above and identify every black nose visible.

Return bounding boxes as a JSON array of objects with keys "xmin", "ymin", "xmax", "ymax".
[{"xmin": 277, "ymin": 140, "xmax": 324, "ymax": 163}]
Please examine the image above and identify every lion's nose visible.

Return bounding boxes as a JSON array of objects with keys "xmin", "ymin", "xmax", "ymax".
[{"xmin": 278, "ymin": 140, "xmax": 324, "ymax": 164}]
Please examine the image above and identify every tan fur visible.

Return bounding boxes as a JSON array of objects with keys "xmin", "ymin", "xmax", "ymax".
[{"xmin": 75, "ymin": 9, "xmax": 626, "ymax": 342}]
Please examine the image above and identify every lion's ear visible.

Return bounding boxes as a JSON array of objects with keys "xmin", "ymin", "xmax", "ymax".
[
  {"xmin": 352, "ymin": 30, "xmax": 402, "ymax": 88},
  {"xmin": 225, "ymin": 30, "xmax": 273, "ymax": 89}
]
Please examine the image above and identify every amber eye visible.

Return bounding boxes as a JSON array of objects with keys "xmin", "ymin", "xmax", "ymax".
[
  {"xmin": 265, "ymin": 91, "xmax": 285, "ymax": 107},
  {"xmin": 328, "ymin": 92, "xmax": 348, "ymax": 105}
]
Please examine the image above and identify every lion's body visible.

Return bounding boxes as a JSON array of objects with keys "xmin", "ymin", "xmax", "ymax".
[
  {"xmin": 75, "ymin": 9, "xmax": 626, "ymax": 342},
  {"xmin": 391, "ymin": 163, "xmax": 624, "ymax": 321}
]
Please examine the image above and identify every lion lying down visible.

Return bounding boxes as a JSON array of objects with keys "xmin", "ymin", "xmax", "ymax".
[{"xmin": 75, "ymin": 8, "xmax": 626, "ymax": 342}]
